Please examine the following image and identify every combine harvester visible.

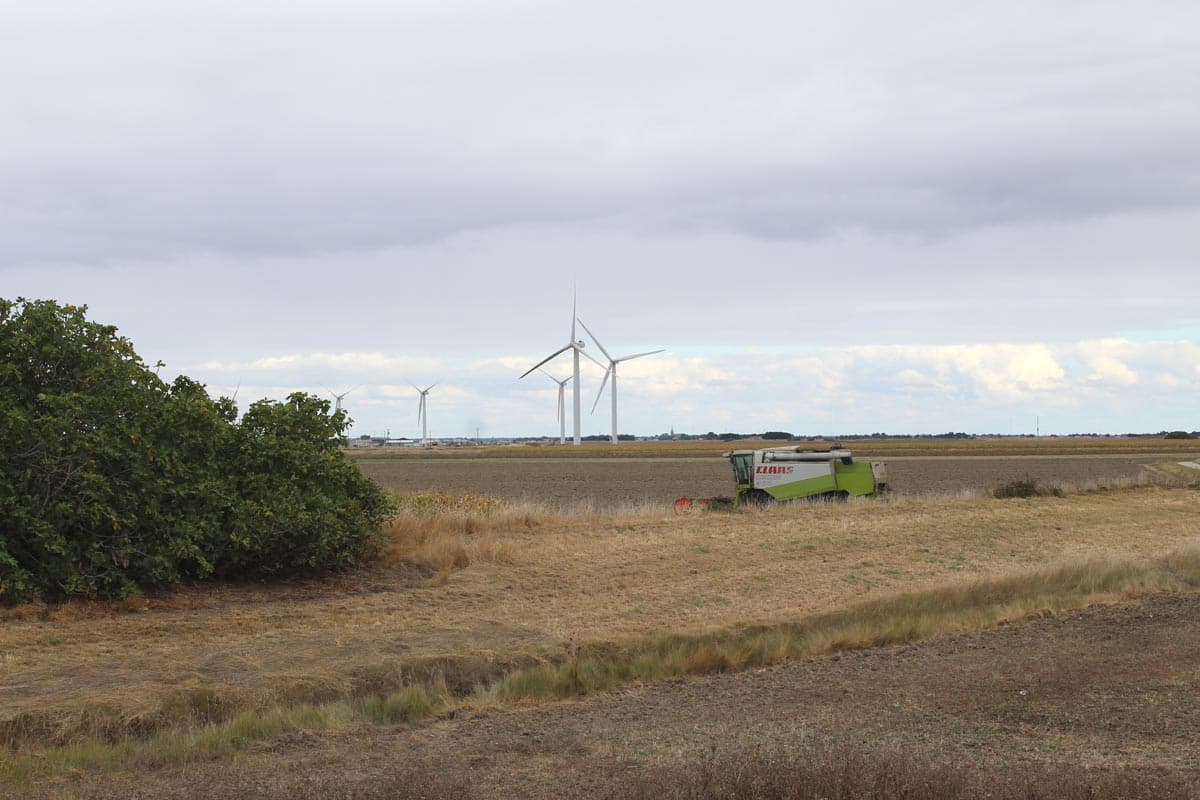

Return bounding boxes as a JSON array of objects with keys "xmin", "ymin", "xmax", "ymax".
[{"xmin": 675, "ymin": 445, "xmax": 888, "ymax": 511}]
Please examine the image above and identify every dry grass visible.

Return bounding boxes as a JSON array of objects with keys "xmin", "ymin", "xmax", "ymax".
[
  {"xmin": 481, "ymin": 549, "xmax": 1199, "ymax": 705},
  {"xmin": 381, "ymin": 490, "xmax": 553, "ymax": 573},
  {"xmin": 5, "ymin": 481, "xmax": 1200, "ymax": 789},
  {"xmin": 380, "ymin": 490, "xmax": 679, "ymax": 574},
  {"xmin": 5, "ymin": 547, "xmax": 1199, "ymax": 787}
]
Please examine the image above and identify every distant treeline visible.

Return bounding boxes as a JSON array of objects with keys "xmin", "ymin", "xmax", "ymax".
[{"xmin": 654, "ymin": 430, "xmax": 1197, "ymax": 441}]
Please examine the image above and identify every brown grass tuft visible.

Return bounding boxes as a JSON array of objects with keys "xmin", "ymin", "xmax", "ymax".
[
  {"xmin": 380, "ymin": 491, "xmax": 561, "ymax": 574},
  {"xmin": 683, "ymin": 645, "xmax": 732, "ymax": 675}
]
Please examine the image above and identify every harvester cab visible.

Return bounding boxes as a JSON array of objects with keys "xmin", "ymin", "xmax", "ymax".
[{"xmin": 723, "ymin": 445, "xmax": 887, "ymax": 506}]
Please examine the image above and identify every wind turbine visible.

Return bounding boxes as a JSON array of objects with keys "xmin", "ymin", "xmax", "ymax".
[
  {"xmin": 520, "ymin": 294, "xmax": 602, "ymax": 446},
  {"xmin": 412, "ymin": 383, "xmax": 436, "ymax": 445},
  {"xmin": 578, "ymin": 319, "xmax": 664, "ymax": 445},
  {"xmin": 324, "ymin": 384, "xmax": 361, "ymax": 413},
  {"xmin": 540, "ymin": 369, "xmax": 569, "ymax": 444}
]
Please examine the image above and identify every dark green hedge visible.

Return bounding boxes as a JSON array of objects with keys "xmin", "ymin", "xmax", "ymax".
[{"xmin": 0, "ymin": 298, "xmax": 393, "ymax": 602}]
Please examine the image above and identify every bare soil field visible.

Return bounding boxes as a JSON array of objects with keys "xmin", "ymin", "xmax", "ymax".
[
  {"xmin": 357, "ymin": 453, "xmax": 1170, "ymax": 506},
  {"xmin": 79, "ymin": 592, "xmax": 1200, "ymax": 799}
]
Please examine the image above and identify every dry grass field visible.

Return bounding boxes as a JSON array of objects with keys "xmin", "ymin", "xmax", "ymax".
[{"xmin": 4, "ymin": 439, "xmax": 1200, "ymax": 797}]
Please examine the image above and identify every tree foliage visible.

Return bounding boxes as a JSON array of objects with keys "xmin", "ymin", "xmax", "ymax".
[{"xmin": 0, "ymin": 298, "xmax": 393, "ymax": 602}]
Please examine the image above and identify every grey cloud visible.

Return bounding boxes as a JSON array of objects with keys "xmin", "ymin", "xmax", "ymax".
[
  {"xmin": 4, "ymin": 0, "xmax": 1199, "ymax": 436},
  {"xmin": 3, "ymin": 1, "xmax": 1199, "ymax": 266}
]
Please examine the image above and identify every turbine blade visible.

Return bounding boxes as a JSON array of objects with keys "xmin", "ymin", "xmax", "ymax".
[
  {"xmin": 591, "ymin": 367, "xmax": 612, "ymax": 414},
  {"xmin": 576, "ymin": 318, "xmax": 613, "ymax": 362},
  {"xmin": 615, "ymin": 348, "xmax": 666, "ymax": 362},
  {"xmin": 540, "ymin": 369, "xmax": 568, "ymax": 387},
  {"xmin": 520, "ymin": 344, "xmax": 572, "ymax": 378},
  {"xmin": 579, "ymin": 347, "xmax": 606, "ymax": 370}
]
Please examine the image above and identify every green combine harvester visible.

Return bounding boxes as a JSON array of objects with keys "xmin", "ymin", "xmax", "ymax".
[{"xmin": 724, "ymin": 445, "xmax": 888, "ymax": 506}]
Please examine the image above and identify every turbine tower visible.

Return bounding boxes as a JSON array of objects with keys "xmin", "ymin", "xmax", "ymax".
[
  {"xmin": 540, "ymin": 369, "xmax": 569, "ymax": 444},
  {"xmin": 579, "ymin": 319, "xmax": 664, "ymax": 445},
  {"xmin": 520, "ymin": 293, "xmax": 602, "ymax": 446},
  {"xmin": 412, "ymin": 383, "xmax": 436, "ymax": 446}
]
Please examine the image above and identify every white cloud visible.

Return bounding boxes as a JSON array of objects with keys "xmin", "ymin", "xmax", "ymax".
[
  {"xmin": 198, "ymin": 352, "xmax": 446, "ymax": 383},
  {"xmin": 180, "ymin": 336, "xmax": 1198, "ymax": 437},
  {"xmin": 847, "ymin": 343, "xmax": 1066, "ymax": 400},
  {"xmin": 3, "ymin": 1, "xmax": 1199, "ymax": 266},
  {"xmin": 1075, "ymin": 339, "xmax": 1139, "ymax": 386}
]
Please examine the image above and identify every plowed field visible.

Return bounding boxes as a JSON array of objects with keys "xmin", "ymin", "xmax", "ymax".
[{"xmin": 358, "ymin": 454, "xmax": 1166, "ymax": 506}]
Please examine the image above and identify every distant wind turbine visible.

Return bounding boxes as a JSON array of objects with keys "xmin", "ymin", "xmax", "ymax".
[
  {"xmin": 520, "ymin": 292, "xmax": 603, "ymax": 446},
  {"xmin": 540, "ymin": 369, "xmax": 569, "ymax": 445},
  {"xmin": 412, "ymin": 383, "xmax": 436, "ymax": 445},
  {"xmin": 323, "ymin": 384, "xmax": 361, "ymax": 413},
  {"xmin": 579, "ymin": 319, "xmax": 664, "ymax": 445}
]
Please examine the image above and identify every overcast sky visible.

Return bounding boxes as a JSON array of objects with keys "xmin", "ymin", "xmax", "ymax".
[{"xmin": 4, "ymin": 1, "xmax": 1198, "ymax": 437}]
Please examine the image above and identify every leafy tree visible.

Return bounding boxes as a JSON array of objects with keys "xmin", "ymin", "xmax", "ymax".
[
  {"xmin": 0, "ymin": 298, "xmax": 391, "ymax": 602},
  {"xmin": 217, "ymin": 393, "xmax": 390, "ymax": 576}
]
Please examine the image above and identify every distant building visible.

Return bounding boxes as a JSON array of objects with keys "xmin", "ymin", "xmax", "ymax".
[{"xmin": 349, "ymin": 435, "xmax": 415, "ymax": 448}]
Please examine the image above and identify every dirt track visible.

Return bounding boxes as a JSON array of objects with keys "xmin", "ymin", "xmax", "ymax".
[{"xmin": 358, "ymin": 455, "xmax": 1164, "ymax": 506}]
